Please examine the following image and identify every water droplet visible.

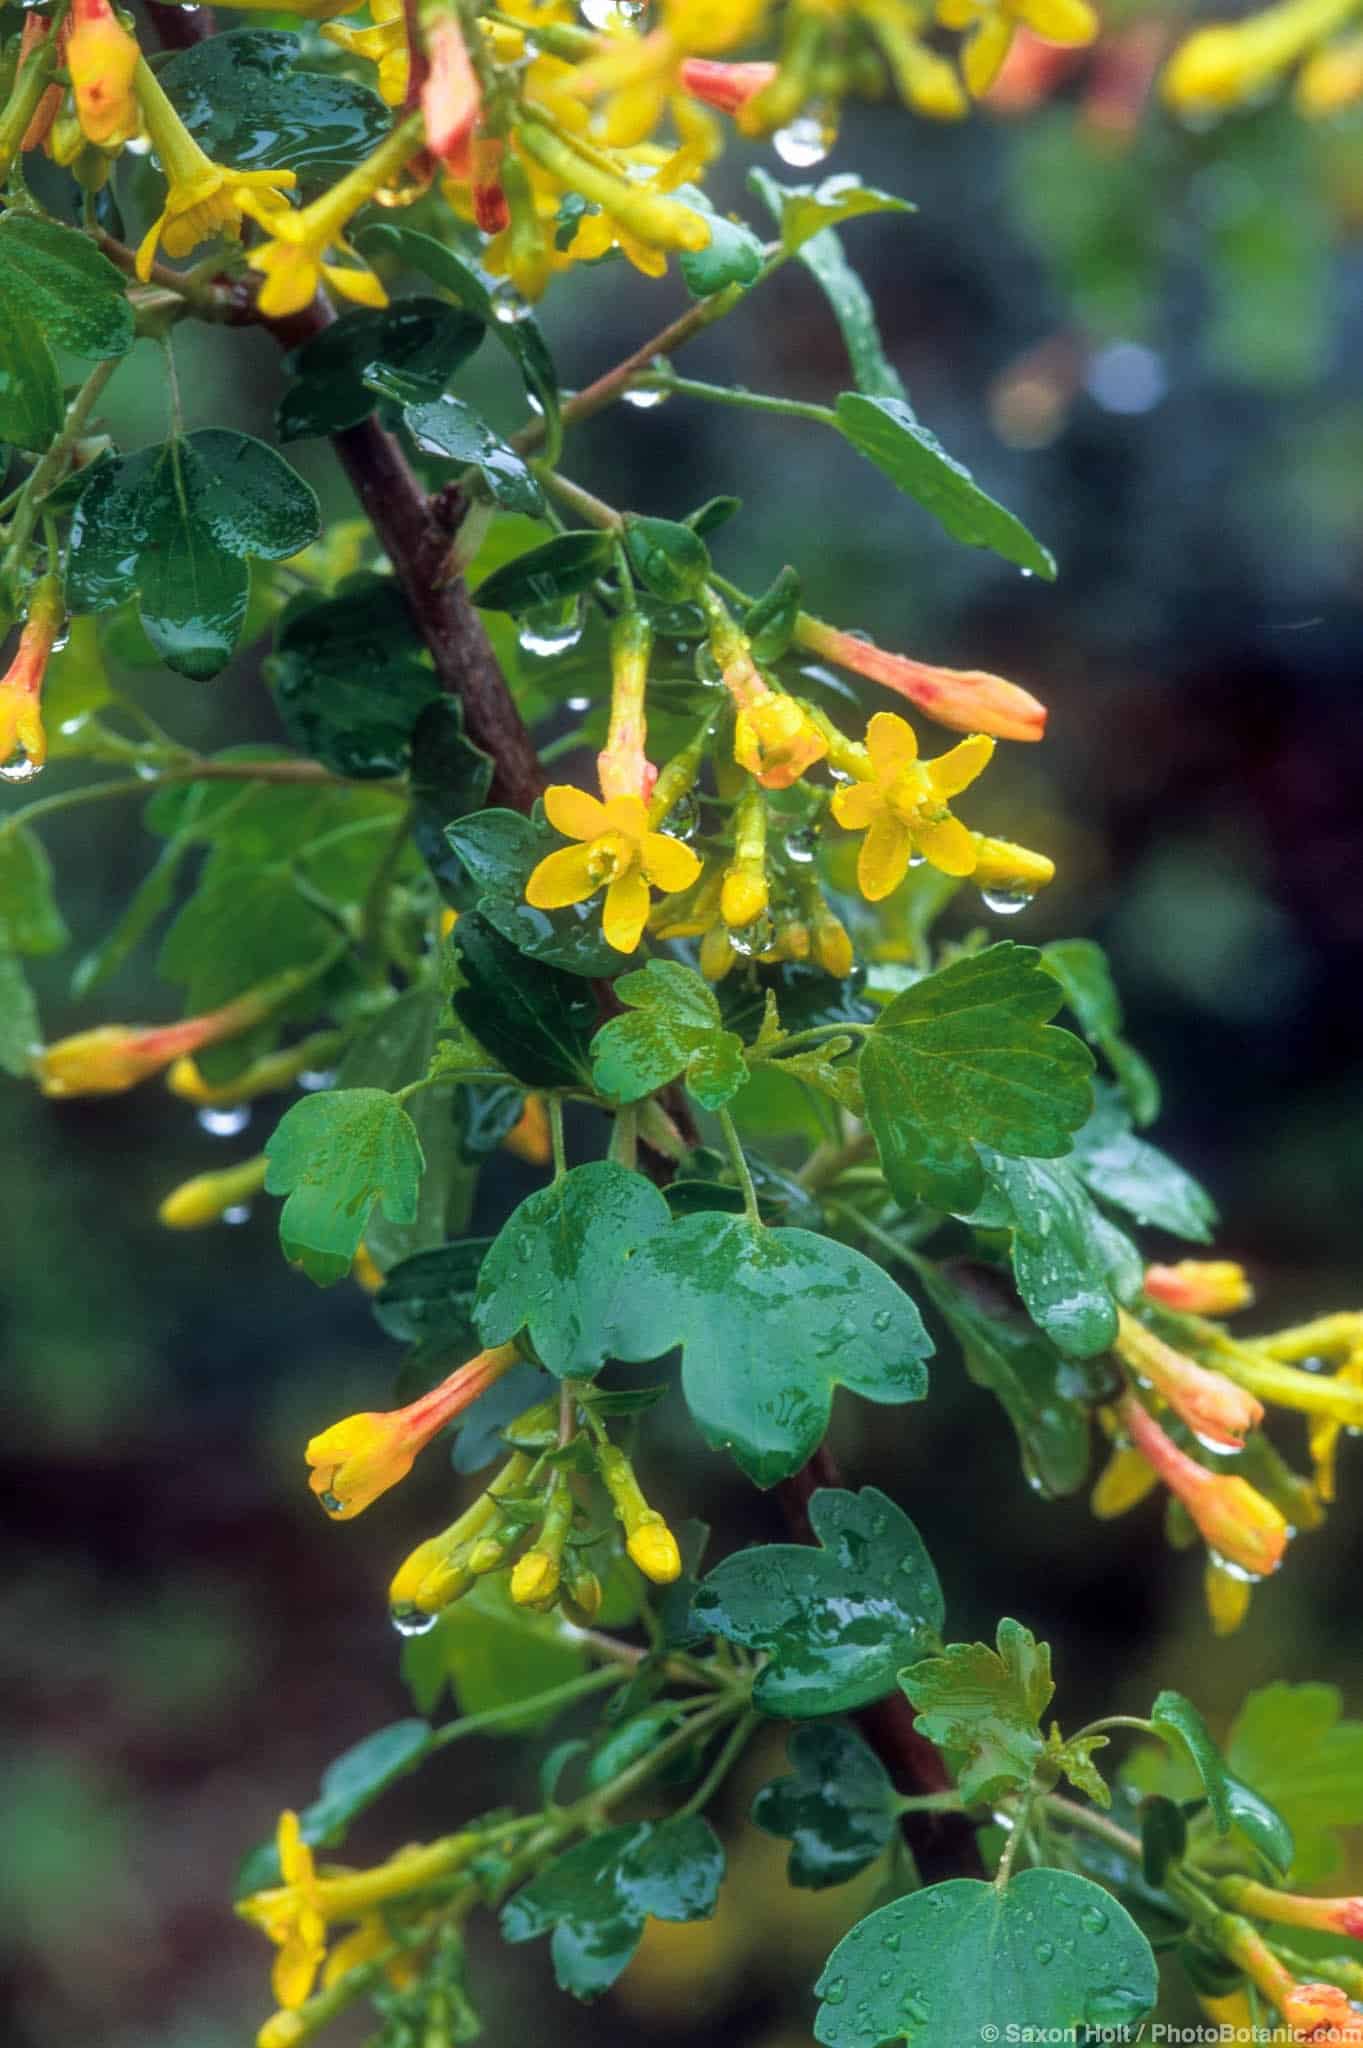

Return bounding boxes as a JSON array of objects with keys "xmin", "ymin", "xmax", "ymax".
[
  {"xmin": 665, "ymin": 792, "xmax": 699, "ymax": 841},
  {"xmin": 320, "ymin": 1490, "xmax": 344, "ymax": 1514},
  {"xmin": 729, "ymin": 912, "xmax": 775, "ymax": 958},
  {"xmin": 391, "ymin": 1606, "xmax": 439, "ymax": 1637},
  {"xmin": 0, "ymin": 750, "xmax": 42, "ymax": 783},
  {"xmin": 882, "ymin": 1932, "xmax": 902, "ymax": 1953},
  {"xmin": 1079, "ymin": 1905, "xmax": 1108, "ymax": 1935},
  {"xmin": 1192, "ymin": 1429, "xmax": 1238, "ymax": 1457},
  {"xmin": 1084, "ymin": 1986, "xmax": 1149, "ymax": 2028},
  {"xmin": 1207, "ymin": 1548, "xmax": 1266, "ymax": 1584},
  {"xmin": 872, "ymin": 1308, "xmax": 893, "ymax": 1332},
  {"xmin": 784, "ymin": 828, "xmax": 818, "ymax": 865},
  {"xmin": 197, "ymin": 1104, "xmax": 251, "ymax": 1138},
  {"xmin": 1033, "ymin": 1941, "xmax": 1055, "ymax": 1965},
  {"xmin": 908, "ymin": 851, "xmax": 926, "ymax": 868},
  {"xmin": 821, "ymin": 1976, "xmax": 847, "ymax": 2006},
  {"xmin": 773, "ymin": 109, "xmax": 836, "ymax": 169},
  {"xmin": 898, "ymin": 1990, "xmax": 929, "ymax": 2025},
  {"xmin": 519, "ymin": 602, "xmax": 584, "ymax": 658},
  {"xmin": 222, "ymin": 1203, "xmax": 252, "ymax": 1226},
  {"xmin": 566, "ymin": 694, "xmax": 591, "ymax": 713},
  {"xmin": 298, "ymin": 1069, "xmax": 337, "ymax": 1092},
  {"xmin": 980, "ymin": 887, "xmax": 1035, "ymax": 916},
  {"xmin": 622, "ymin": 385, "xmax": 667, "ymax": 410},
  {"xmin": 492, "ymin": 286, "xmax": 529, "ymax": 324},
  {"xmin": 876, "ymin": 1970, "xmax": 894, "ymax": 1988}
]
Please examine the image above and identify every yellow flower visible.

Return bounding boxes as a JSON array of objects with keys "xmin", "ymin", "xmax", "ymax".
[
  {"xmin": 1204, "ymin": 1558, "xmax": 1252, "ymax": 1635},
  {"xmin": 0, "ymin": 576, "xmax": 62, "ymax": 771},
  {"xmin": 525, "ymin": 785, "xmax": 702, "ymax": 953},
  {"xmin": 133, "ymin": 58, "xmax": 296, "ymax": 277},
  {"xmin": 322, "ymin": 0, "xmax": 409, "ymax": 107},
  {"xmin": 158, "ymin": 1154, "xmax": 269, "ymax": 1229},
  {"xmin": 250, "ymin": 1813, "xmax": 328, "ymax": 2010},
  {"xmin": 732, "ymin": 693, "xmax": 828, "ymax": 790},
  {"xmin": 68, "ymin": 0, "xmax": 140, "ymax": 148},
  {"xmin": 627, "ymin": 1519, "xmax": 683, "ymax": 1584},
  {"xmin": 237, "ymin": 114, "xmax": 424, "ymax": 318},
  {"xmin": 1118, "ymin": 1393, "xmax": 1289, "ymax": 1578},
  {"xmin": 1115, "ymin": 1308, "xmax": 1263, "ymax": 1451},
  {"xmin": 305, "ymin": 1345, "xmax": 519, "ymax": 1519},
  {"xmin": 830, "ymin": 712, "xmax": 994, "ymax": 900},
  {"xmin": 1309, "ymin": 1347, "xmax": 1363, "ymax": 1503},
  {"xmin": 36, "ymin": 981, "xmax": 291, "ymax": 1098},
  {"xmin": 1144, "ymin": 1260, "xmax": 1254, "ymax": 1315}
]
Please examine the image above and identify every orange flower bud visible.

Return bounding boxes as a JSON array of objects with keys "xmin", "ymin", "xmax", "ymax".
[
  {"xmin": 1116, "ymin": 1308, "xmax": 1263, "ymax": 1450},
  {"xmin": 67, "ymin": 0, "xmax": 140, "ymax": 148},
  {"xmin": 1281, "ymin": 1982, "xmax": 1363, "ymax": 2041},
  {"xmin": 0, "ymin": 578, "xmax": 62, "ymax": 775},
  {"xmin": 421, "ymin": 14, "xmax": 481, "ymax": 175},
  {"xmin": 305, "ymin": 1344, "xmax": 520, "ymax": 1519},
  {"xmin": 35, "ymin": 982, "xmax": 290, "ymax": 1099},
  {"xmin": 1119, "ymin": 1394, "xmax": 1288, "ymax": 1579},
  {"xmin": 794, "ymin": 614, "xmax": 1047, "ymax": 743},
  {"xmin": 679, "ymin": 57, "xmax": 778, "ymax": 113},
  {"xmin": 1145, "ymin": 1260, "xmax": 1254, "ymax": 1315}
]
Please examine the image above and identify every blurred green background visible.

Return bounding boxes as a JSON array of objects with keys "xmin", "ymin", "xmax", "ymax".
[{"xmin": 6, "ymin": 56, "xmax": 1363, "ymax": 2048}]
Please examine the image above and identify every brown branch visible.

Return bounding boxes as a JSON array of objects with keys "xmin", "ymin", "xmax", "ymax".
[{"xmin": 778, "ymin": 1445, "xmax": 985, "ymax": 1885}]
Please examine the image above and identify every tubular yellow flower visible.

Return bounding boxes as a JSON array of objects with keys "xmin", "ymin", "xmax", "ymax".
[
  {"xmin": 1222, "ymin": 1877, "xmax": 1363, "ymax": 1942},
  {"xmin": 510, "ymin": 1548, "xmax": 560, "ymax": 1606},
  {"xmin": 831, "ymin": 711, "xmax": 994, "ymax": 900},
  {"xmin": 0, "ymin": 576, "xmax": 62, "ymax": 772},
  {"xmin": 733, "ymin": 693, "xmax": 828, "ymax": 791},
  {"xmin": 1118, "ymin": 1393, "xmax": 1289, "ymax": 1579},
  {"xmin": 133, "ymin": 59, "xmax": 296, "ymax": 277},
  {"xmin": 515, "ymin": 117, "xmax": 711, "ymax": 256},
  {"xmin": 167, "ymin": 1032, "xmax": 343, "ymax": 1107},
  {"xmin": 1116, "ymin": 1308, "xmax": 1263, "ymax": 1450},
  {"xmin": 257, "ymin": 2011, "xmax": 307, "ymax": 2048},
  {"xmin": 1144, "ymin": 1260, "xmax": 1254, "ymax": 1315},
  {"xmin": 68, "ymin": 0, "xmax": 139, "ymax": 148},
  {"xmin": 1297, "ymin": 31, "xmax": 1363, "ymax": 110},
  {"xmin": 36, "ymin": 977, "xmax": 300, "ymax": 1098},
  {"xmin": 388, "ymin": 1453, "xmax": 533, "ymax": 1623},
  {"xmin": 794, "ymin": 613, "xmax": 1048, "ymax": 741},
  {"xmin": 597, "ymin": 1442, "xmax": 680, "ymax": 1582},
  {"xmin": 1309, "ymin": 1347, "xmax": 1363, "ymax": 1503},
  {"xmin": 237, "ymin": 114, "xmax": 425, "ymax": 318},
  {"xmin": 1205, "ymin": 1558, "xmax": 1252, "ymax": 1635},
  {"xmin": 722, "ymin": 781, "xmax": 769, "ymax": 929},
  {"xmin": 627, "ymin": 1519, "xmax": 682, "ymax": 1584},
  {"xmin": 305, "ymin": 1343, "xmax": 520, "ymax": 1518},
  {"xmin": 811, "ymin": 905, "xmax": 854, "ymax": 979},
  {"xmin": 599, "ymin": 612, "xmax": 657, "ymax": 804},
  {"xmin": 525, "ymin": 784, "xmax": 701, "ymax": 953},
  {"xmin": 158, "ymin": 1153, "xmax": 269, "ymax": 1229},
  {"xmin": 249, "ymin": 1812, "xmax": 328, "ymax": 2010},
  {"xmin": 969, "ymin": 833, "xmax": 1056, "ymax": 897},
  {"xmin": 351, "ymin": 1243, "xmax": 384, "ymax": 1293},
  {"xmin": 322, "ymin": 0, "xmax": 409, "ymax": 108},
  {"xmin": 1090, "ymin": 1441, "xmax": 1161, "ymax": 1519},
  {"xmin": 1162, "ymin": 0, "xmax": 1359, "ymax": 113}
]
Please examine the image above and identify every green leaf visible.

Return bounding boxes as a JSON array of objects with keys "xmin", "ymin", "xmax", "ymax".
[
  {"xmin": 974, "ymin": 1152, "xmax": 1131, "ymax": 1359},
  {"xmin": 161, "ymin": 29, "xmax": 390, "ymax": 200},
  {"xmin": 693, "ymin": 1488, "xmax": 942, "ymax": 1714},
  {"xmin": 749, "ymin": 169, "xmax": 915, "ymax": 256},
  {"xmin": 835, "ymin": 392, "xmax": 1056, "ymax": 580},
  {"xmin": 373, "ymin": 1238, "xmax": 491, "ymax": 1349},
  {"xmin": 268, "ymin": 575, "xmax": 437, "ymax": 778},
  {"xmin": 1140, "ymin": 1796, "xmax": 1187, "ymax": 1888},
  {"xmin": 628, "ymin": 1217, "xmax": 931, "ymax": 1486},
  {"xmin": 1150, "ymin": 1690, "xmax": 1231, "ymax": 1833},
  {"xmin": 590, "ymin": 960, "xmax": 747, "ymax": 1110},
  {"xmin": 337, "ymin": 990, "xmax": 474, "ymax": 1269},
  {"xmin": 860, "ymin": 942, "xmax": 1095, "ymax": 1213},
  {"xmin": 68, "ymin": 431, "xmax": 320, "ymax": 678},
  {"xmin": 403, "ymin": 395, "xmax": 542, "ymax": 513},
  {"xmin": 0, "ymin": 290, "xmax": 62, "ymax": 451},
  {"xmin": 1221, "ymin": 1770, "xmax": 1296, "ymax": 1879},
  {"xmin": 0, "ymin": 948, "xmax": 38, "ymax": 1076},
  {"xmin": 472, "ymin": 532, "xmax": 614, "ymax": 615},
  {"xmin": 402, "ymin": 1575, "xmax": 587, "ymax": 1725},
  {"xmin": 900, "ymin": 1619, "xmax": 1053, "ymax": 1805},
  {"xmin": 1071, "ymin": 1091, "xmax": 1216, "ymax": 1244},
  {"xmin": 474, "ymin": 1161, "xmax": 672, "ymax": 1379},
  {"xmin": 451, "ymin": 911, "xmax": 597, "ymax": 1086},
  {"xmin": 622, "ymin": 515, "xmax": 711, "ymax": 603},
  {"xmin": 743, "ymin": 565, "xmax": 802, "ymax": 661},
  {"xmin": 673, "ymin": 184, "xmax": 765, "ymax": 297},
  {"xmin": 799, "ymin": 228, "xmax": 905, "ymax": 400},
  {"xmin": 1226, "ymin": 1683, "xmax": 1363, "ymax": 1880},
  {"xmin": 277, "ymin": 298, "xmax": 484, "ymax": 439},
  {"xmin": 158, "ymin": 866, "xmax": 337, "ymax": 1017},
  {"xmin": 0, "ymin": 827, "xmax": 68, "ymax": 956},
  {"xmin": 264, "ymin": 1087, "xmax": 425, "ymax": 1286},
  {"xmin": 0, "ymin": 214, "xmax": 133, "ymax": 360},
  {"xmin": 918, "ymin": 1259, "xmax": 1096, "ymax": 1498},
  {"xmin": 357, "ymin": 222, "xmax": 560, "ymax": 439},
  {"xmin": 235, "ymin": 1719, "xmax": 432, "ymax": 1896},
  {"xmin": 444, "ymin": 808, "xmax": 620, "ymax": 975},
  {"xmin": 502, "ymin": 1815, "xmax": 724, "ymax": 1999},
  {"xmin": 1041, "ymin": 939, "xmax": 1159, "ymax": 1124},
  {"xmin": 752, "ymin": 1724, "xmax": 897, "ymax": 1888},
  {"xmin": 814, "ymin": 1870, "xmax": 1158, "ymax": 2048}
]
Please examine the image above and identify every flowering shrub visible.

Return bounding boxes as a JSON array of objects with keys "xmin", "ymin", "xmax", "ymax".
[{"xmin": 4, "ymin": 2, "xmax": 1363, "ymax": 2044}]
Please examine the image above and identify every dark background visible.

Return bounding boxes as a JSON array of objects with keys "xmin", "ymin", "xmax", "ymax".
[{"xmin": 5, "ymin": 68, "xmax": 1363, "ymax": 2048}]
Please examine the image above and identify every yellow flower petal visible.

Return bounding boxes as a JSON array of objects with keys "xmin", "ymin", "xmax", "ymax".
[
  {"xmin": 321, "ymin": 260, "xmax": 389, "ymax": 308},
  {"xmin": 913, "ymin": 814, "xmax": 979, "ymax": 876},
  {"xmin": 543, "ymin": 783, "xmax": 609, "ymax": 841},
  {"xmin": 277, "ymin": 1811, "xmax": 309, "ymax": 1886},
  {"xmin": 831, "ymin": 779, "xmax": 882, "ymax": 831},
  {"xmin": 858, "ymin": 811, "xmax": 913, "ymax": 901},
  {"xmin": 641, "ymin": 830, "xmax": 702, "ymax": 894},
  {"xmin": 866, "ymin": 710, "xmax": 918, "ymax": 779},
  {"xmin": 601, "ymin": 793, "xmax": 650, "ymax": 837},
  {"xmin": 525, "ymin": 843, "xmax": 600, "ymax": 909},
  {"xmin": 602, "ymin": 869, "xmax": 651, "ymax": 952},
  {"xmin": 926, "ymin": 732, "xmax": 994, "ymax": 799},
  {"xmin": 272, "ymin": 1931, "xmax": 323, "ymax": 2011}
]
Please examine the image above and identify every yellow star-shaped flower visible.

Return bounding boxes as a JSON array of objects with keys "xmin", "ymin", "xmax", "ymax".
[
  {"xmin": 239, "ymin": 1812, "xmax": 328, "ymax": 2010},
  {"xmin": 525, "ymin": 784, "xmax": 702, "ymax": 953},
  {"xmin": 136, "ymin": 161, "xmax": 298, "ymax": 277},
  {"xmin": 830, "ymin": 711, "xmax": 994, "ymax": 901}
]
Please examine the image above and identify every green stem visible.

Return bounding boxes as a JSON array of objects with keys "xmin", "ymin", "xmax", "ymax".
[
  {"xmin": 608, "ymin": 1102, "xmax": 638, "ymax": 1171},
  {"xmin": 635, "ymin": 371, "xmax": 836, "ymax": 428},
  {"xmin": 1071, "ymin": 1714, "xmax": 1159, "ymax": 1742},
  {"xmin": 895, "ymin": 1789, "xmax": 969, "ymax": 1814},
  {"xmin": 3, "ymin": 354, "xmax": 122, "ymax": 587},
  {"xmin": 549, "ymin": 1094, "xmax": 567, "ymax": 1179},
  {"xmin": 796, "ymin": 1127, "xmax": 876, "ymax": 1190},
  {"xmin": 430, "ymin": 1664, "xmax": 626, "ymax": 1750},
  {"xmin": 673, "ymin": 1711, "xmax": 759, "ymax": 1821},
  {"xmin": 537, "ymin": 467, "xmax": 623, "ymax": 532},
  {"xmin": 1043, "ymin": 1794, "xmax": 1143, "ymax": 1862},
  {"xmin": 718, "ymin": 1105, "xmax": 762, "ymax": 1226}
]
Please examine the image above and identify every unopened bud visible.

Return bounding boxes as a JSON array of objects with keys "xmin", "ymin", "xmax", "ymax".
[
  {"xmin": 721, "ymin": 867, "xmax": 768, "ymax": 929},
  {"xmin": 510, "ymin": 1548, "xmax": 560, "ymax": 1606},
  {"xmin": 627, "ymin": 1518, "xmax": 682, "ymax": 1585},
  {"xmin": 1144, "ymin": 1261, "xmax": 1253, "ymax": 1315}
]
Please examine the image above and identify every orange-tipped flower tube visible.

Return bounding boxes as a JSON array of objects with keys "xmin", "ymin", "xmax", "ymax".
[
  {"xmin": 1118, "ymin": 1393, "xmax": 1288, "ymax": 1579},
  {"xmin": 795, "ymin": 613, "xmax": 1047, "ymax": 742},
  {"xmin": 305, "ymin": 1343, "xmax": 521, "ymax": 1519}
]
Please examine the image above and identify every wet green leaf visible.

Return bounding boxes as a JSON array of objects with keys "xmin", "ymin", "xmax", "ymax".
[
  {"xmin": 1227, "ymin": 1683, "xmax": 1354, "ymax": 1878},
  {"xmin": 861, "ymin": 943, "xmax": 1094, "ymax": 1213},
  {"xmin": 451, "ymin": 912, "xmax": 597, "ymax": 1085},
  {"xmin": 1071, "ymin": 1091, "xmax": 1216, "ymax": 1244},
  {"xmin": 1150, "ymin": 1690, "xmax": 1232, "ymax": 1833},
  {"xmin": 68, "ymin": 431, "xmax": 320, "ymax": 678},
  {"xmin": 743, "ymin": 565, "xmax": 802, "ymax": 661},
  {"xmin": 814, "ymin": 1871, "xmax": 1158, "ymax": 2048},
  {"xmin": 338, "ymin": 990, "xmax": 475, "ymax": 1269},
  {"xmin": 590, "ymin": 960, "xmax": 747, "ymax": 1110},
  {"xmin": 974, "ymin": 1152, "xmax": 1133, "ymax": 1359},
  {"xmin": 674, "ymin": 183, "xmax": 764, "ymax": 297},
  {"xmin": 622, "ymin": 515, "xmax": 710, "ymax": 603},
  {"xmin": 752, "ymin": 1723, "xmax": 897, "ymax": 1888},
  {"xmin": 0, "ymin": 289, "xmax": 62, "ymax": 451},
  {"xmin": 472, "ymin": 531, "xmax": 614, "ymax": 615},
  {"xmin": 158, "ymin": 865, "xmax": 336, "ymax": 1019},
  {"xmin": 373, "ymin": 1238, "xmax": 492, "ymax": 1348},
  {"xmin": 277, "ymin": 299, "xmax": 484, "ymax": 439},
  {"xmin": 475, "ymin": 1161, "xmax": 672, "ymax": 1378},
  {"xmin": 264, "ymin": 1087, "xmax": 425, "ymax": 1286},
  {"xmin": 836, "ymin": 392, "xmax": 1056, "ymax": 579},
  {"xmin": 0, "ymin": 213, "xmax": 132, "ymax": 360},
  {"xmin": 629, "ymin": 1217, "xmax": 931, "ymax": 1486},
  {"xmin": 402, "ymin": 1575, "xmax": 586, "ymax": 1725},
  {"xmin": 268, "ymin": 574, "xmax": 437, "ymax": 778},
  {"xmin": 694, "ymin": 1487, "xmax": 942, "ymax": 1714},
  {"xmin": 502, "ymin": 1815, "xmax": 724, "ymax": 1999},
  {"xmin": 444, "ymin": 807, "xmax": 620, "ymax": 975},
  {"xmin": 0, "ymin": 827, "xmax": 68, "ymax": 956},
  {"xmin": 403, "ymin": 395, "xmax": 542, "ymax": 513},
  {"xmin": 749, "ymin": 169, "xmax": 915, "ymax": 255},
  {"xmin": 161, "ymin": 29, "xmax": 390, "ymax": 199},
  {"xmin": 900, "ymin": 1619, "xmax": 1054, "ymax": 1805},
  {"xmin": 1042, "ymin": 939, "xmax": 1159, "ymax": 1125}
]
